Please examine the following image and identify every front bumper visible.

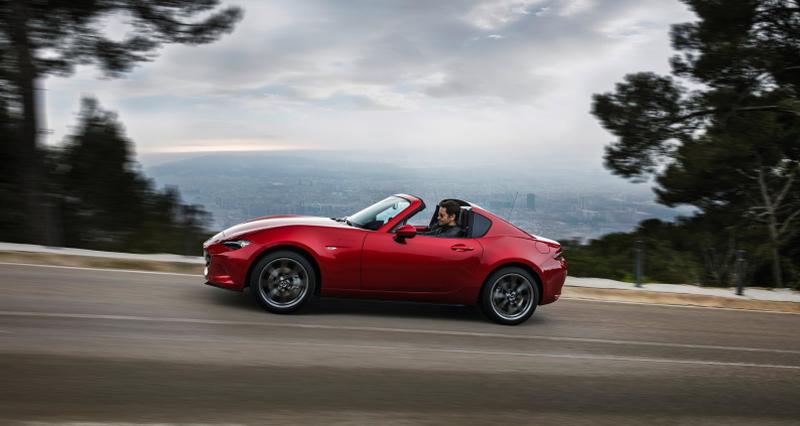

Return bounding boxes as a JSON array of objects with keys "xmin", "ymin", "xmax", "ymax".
[{"xmin": 203, "ymin": 246, "xmax": 249, "ymax": 291}]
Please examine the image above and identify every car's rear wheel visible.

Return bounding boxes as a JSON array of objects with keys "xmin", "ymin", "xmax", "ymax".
[
  {"xmin": 480, "ymin": 267, "xmax": 539, "ymax": 325},
  {"xmin": 250, "ymin": 251, "xmax": 316, "ymax": 314}
]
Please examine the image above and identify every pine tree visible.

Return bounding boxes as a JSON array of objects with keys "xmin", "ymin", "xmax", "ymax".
[
  {"xmin": 0, "ymin": 0, "xmax": 242, "ymax": 244},
  {"xmin": 591, "ymin": 0, "xmax": 800, "ymax": 287}
]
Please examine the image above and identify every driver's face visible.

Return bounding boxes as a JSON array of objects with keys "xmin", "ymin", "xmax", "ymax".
[{"xmin": 437, "ymin": 207, "xmax": 455, "ymax": 225}]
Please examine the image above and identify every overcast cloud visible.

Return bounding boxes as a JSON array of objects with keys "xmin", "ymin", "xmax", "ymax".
[{"xmin": 44, "ymin": 0, "xmax": 695, "ymax": 170}]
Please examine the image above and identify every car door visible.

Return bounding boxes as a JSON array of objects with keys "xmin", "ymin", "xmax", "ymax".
[{"xmin": 361, "ymin": 231, "xmax": 484, "ymax": 293}]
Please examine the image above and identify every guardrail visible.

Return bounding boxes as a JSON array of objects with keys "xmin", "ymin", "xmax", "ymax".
[{"xmin": 0, "ymin": 242, "xmax": 203, "ymax": 264}]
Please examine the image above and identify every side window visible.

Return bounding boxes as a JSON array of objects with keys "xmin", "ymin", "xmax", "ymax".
[
  {"xmin": 472, "ymin": 213, "xmax": 492, "ymax": 237},
  {"xmin": 405, "ymin": 206, "xmax": 430, "ymax": 226}
]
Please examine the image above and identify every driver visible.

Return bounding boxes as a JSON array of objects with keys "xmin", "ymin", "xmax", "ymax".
[{"xmin": 421, "ymin": 200, "xmax": 463, "ymax": 238}]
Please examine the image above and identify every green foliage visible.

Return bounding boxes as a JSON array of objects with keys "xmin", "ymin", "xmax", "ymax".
[
  {"xmin": 591, "ymin": 73, "xmax": 690, "ymax": 181},
  {"xmin": 0, "ymin": 1, "xmax": 244, "ymax": 80},
  {"xmin": 562, "ymin": 221, "xmax": 705, "ymax": 286},
  {"xmin": 564, "ymin": 210, "xmax": 800, "ymax": 289},
  {"xmin": 562, "ymin": 234, "xmax": 639, "ymax": 282},
  {"xmin": 590, "ymin": 0, "xmax": 800, "ymax": 288},
  {"xmin": 43, "ymin": 98, "xmax": 212, "ymax": 255},
  {"xmin": 0, "ymin": 96, "xmax": 25, "ymax": 241},
  {"xmin": 0, "ymin": 0, "xmax": 243, "ymax": 245}
]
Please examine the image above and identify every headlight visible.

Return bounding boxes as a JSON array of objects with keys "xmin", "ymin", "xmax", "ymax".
[{"xmin": 222, "ymin": 240, "xmax": 252, "ymax": 250}]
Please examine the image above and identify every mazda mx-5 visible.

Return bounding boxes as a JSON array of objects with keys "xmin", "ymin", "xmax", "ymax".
[{"xmin": 203, "ymin": 194, "xmax": 567, "ymax": 325}]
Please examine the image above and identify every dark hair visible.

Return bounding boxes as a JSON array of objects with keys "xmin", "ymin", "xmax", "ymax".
[{"xmin": 440, "ymin": 200, "xmax": 460, "ymax": 218}]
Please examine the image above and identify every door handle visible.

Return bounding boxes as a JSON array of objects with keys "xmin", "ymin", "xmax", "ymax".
[{"xmin": 450, "ymin": 244, "xmax": 474, "ymax": 252}]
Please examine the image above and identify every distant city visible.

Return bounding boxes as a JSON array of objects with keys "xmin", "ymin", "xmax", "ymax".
[{"xmin": 144, "ymin": 152, "xmax": 693, "ymax": 243}]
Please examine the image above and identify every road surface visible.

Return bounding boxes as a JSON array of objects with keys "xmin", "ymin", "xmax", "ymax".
[{"xmin": 0, "ymin": 262, "xmax": 798, "ymax": 425}]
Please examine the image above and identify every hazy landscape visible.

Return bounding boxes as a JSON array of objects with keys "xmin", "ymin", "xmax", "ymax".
[{"xmin": 143, "ymin": 151, "xmax": 691, "ymax": 242}]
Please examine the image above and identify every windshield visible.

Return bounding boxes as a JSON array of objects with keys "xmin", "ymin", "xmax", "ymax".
[{"xmin": 348, "ymin": 196, "xmax": 411, "ymax": 230}]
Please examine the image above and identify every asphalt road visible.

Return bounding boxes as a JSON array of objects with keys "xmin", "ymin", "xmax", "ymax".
[{"xmin": 0, "ymin": 262, "xmax": 799, "ymax": 426}]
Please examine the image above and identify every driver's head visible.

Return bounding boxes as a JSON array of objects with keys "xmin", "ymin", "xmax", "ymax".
[{"xmin": 437, "ymin": 200, "xmax": 460, "ymax": 226}]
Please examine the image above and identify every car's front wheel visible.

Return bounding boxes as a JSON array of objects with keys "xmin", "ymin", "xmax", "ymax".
[
  {"xmin": 480, "ymin": 267, "xmax": 539, "ymax": 325},
  {"xmin": 250, "ymin": 251, "xmax": 316, "ymax": 314}
]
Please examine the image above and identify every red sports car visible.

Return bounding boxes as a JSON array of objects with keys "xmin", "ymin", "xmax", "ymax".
[{"xmin": 203, "ymin": 194, "xmax": 567, "ymax": 325}]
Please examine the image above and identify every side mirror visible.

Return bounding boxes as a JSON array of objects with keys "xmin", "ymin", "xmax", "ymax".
[{"xmin": 395, "ymin": 224, "xmax": 417, "ymax": 241}]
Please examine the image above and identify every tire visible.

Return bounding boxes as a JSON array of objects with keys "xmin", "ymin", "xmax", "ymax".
[
  {"xmin": 480, "ymin": 267, "xmax": 539, "ymax": 325},
  {"xmin": 250, "ymin": 250, "xmax": 316, "ymax": 314}
]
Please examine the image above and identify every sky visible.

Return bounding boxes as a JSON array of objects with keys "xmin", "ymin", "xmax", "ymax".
[{"xmin": 43, "ymin": 0, "xmax": 695, "ymax": 171}]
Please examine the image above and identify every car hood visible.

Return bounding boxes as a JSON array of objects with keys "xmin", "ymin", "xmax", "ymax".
[{"xmin": 206, "ymin": 215, "xmax": 350, "ymax": 244}]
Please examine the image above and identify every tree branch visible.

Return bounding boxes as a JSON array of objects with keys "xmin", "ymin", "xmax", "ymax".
[
  {"xmin": 756, "ymin": 167, "xmax": 773, "ymax": 212},
  {"xmin": 778, "ymin": 209, "xmax": 800, "ymax": 237},
  {"xmin": 734, "ymin": 105, "xmax": 800, "ymax": 117},
  {"xmin": 671, "ymin": 105, "xmax": 800, "ymax": 125},
  {"xmin": 774, "ymin": 163, "xmax": 800, "ymax": 208}
]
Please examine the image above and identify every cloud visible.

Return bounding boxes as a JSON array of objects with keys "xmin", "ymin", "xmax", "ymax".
[
  {"xmin": 463, "ymin": 0, "xmax": 545, "ymax": 30},
  {"xmin": 558, "ymin": 0, "xmax": 594, "ymax": 17},
  {"xmin": 44, "ymin": 0, "xmax": 695, "ymax": 168}
]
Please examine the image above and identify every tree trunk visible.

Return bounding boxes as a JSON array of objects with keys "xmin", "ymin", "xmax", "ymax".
[
  {"xmin": 771, "ymin": 245, "xmax": 784, "ymax": 289},
  {"xmin": 756, "ymin": 166, "xmax": 788, "ymax": 288},
  {"xmin": 765, "ymin": 195, "xmax": 786, "ymax": 288},
  {"xmin": 9, "ymin": 1, "xmax": 49, "ymax": 245},
  {"xmin": 766, "ymin": 219, "xmax": 785, "ymax": 289}
]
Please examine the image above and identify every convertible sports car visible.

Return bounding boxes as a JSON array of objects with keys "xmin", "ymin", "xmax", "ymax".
[{"xmin": 203, "ymin": 194, "xmax": 567, "ymax": 325}]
